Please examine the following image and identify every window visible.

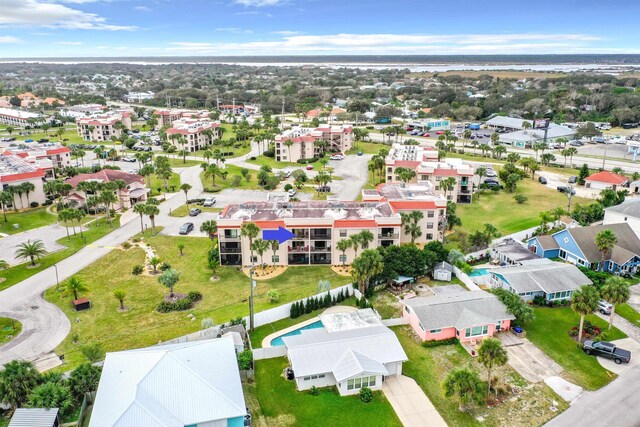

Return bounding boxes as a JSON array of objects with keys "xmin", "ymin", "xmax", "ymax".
[
  {"xmin": 347, "ymin": 376, "xmax": 377, "ymax": 391},
  {"xmin": 427, "ymin": 211, "xmax": 434, "ymax": 217},
  {"xmin": 272, "ymin": 255, "xmax": 280, "ymax": 263},
  {"xmin": 319, "ymin": 374, "xmax": 325, "ymax": 378},
  {"xmin": 418, "ymin": 322, "xmax": 425, "ymax": 331},
  {"xmin": 251, "ymin": 256, "xmax": 258, "ymax": 263},
  {"xmin": 311, "ymin": 375, "xmax": 318, "ymax": 379},
  {"xmin": 404, "ymin": 306, "xmax": 410, "ymax": 314},
  {"xmin": 465, "ymin": 325, "xmax": 489, "ymax": 337},
  {"xmin": 426, "ymin": 233, "xmax": 433, "ymax": 240},
  {"xmin": 421, "ymin": 175, "xmax": 428, "ymax": 181},
  {"xmin": 427, "ymin": 222, "xmax": 434, "ymax": 229},
  {"xmin": 429, "ymin": 328, "xmax": 441, "ymax": 334},
  {"xmin": 304, "ymin": 376, "xmax": 311, "ymax": 381},
  {"xmin": 559, "ymin": 249, "xmax": 566, "ymax": 259},
  {"xmin": 340, "ymin": 230, "xmax": 347, "ymax": 237},
  {"xmin": 436, "ymin": 176, "xmax": 442, "ymax": 181}
]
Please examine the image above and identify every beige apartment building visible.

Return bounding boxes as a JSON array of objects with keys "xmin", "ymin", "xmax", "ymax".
[
  {"xmin": 165, "ymin": 119, "xmax": 221, "ymax": 152},
  {"xmin": 153, "ymin": 109, "xmax": 211, "ymax": 127},
  {"xmin": 1, "ymin": 143, "xmax": 72, "ymax": 178},
  {"xmin": 0, "ymin": 107, "xmax": 44, "ymax": 127},
  {"xmin": 385, "ymin": 143, "xmax": 476, "ymax": 203},
  {"xmin": 76, "ymin": 113, "xmax": 133, "ymax": 142},
  {"xmin": 217, "ymin": 194, "xmax": 446, "ymax": 267},
  {"xmin": 0, "ymin": 155, "xmax": 46, "ymax": 207},
  {"xmin": 274, "ymin": 125, "xmax": 354, "ymax": 163}
]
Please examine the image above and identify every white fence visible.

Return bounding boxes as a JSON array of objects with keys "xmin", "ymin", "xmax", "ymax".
[
  {"xmin": 158, "ymin": 325, "xmax": 222, "ymax": 346},
  {"xmin": 453, "ymin": 265, "xmax": 481, "ymax": 291},
  {"xmin": 253, "ymin": 345, "xmax": 287, "ymax": 360}
]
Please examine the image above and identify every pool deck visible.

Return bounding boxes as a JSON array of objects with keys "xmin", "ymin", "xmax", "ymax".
[{"xmin": 261, "ymin": 305, "xmax": 357, "ymax": 349}]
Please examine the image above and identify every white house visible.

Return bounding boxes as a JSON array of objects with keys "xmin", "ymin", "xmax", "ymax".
[
  {"xmin": 282, "ymin": 309, "xmax": 407, "ymax": 396},
  {"xmin": 89, "ymin": 336, "xmax": 247, "ymax": 427},
  {"xmin": 604, "ymin": 198, "xmax": 640, "ymax": 238}
]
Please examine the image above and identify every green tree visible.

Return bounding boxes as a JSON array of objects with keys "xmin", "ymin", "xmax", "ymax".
[
  {"xmin": 68, "ymin": 363, "xmax": 101, "ymax": 401},
  {"xmin": 27, "ymin": 382, "xmax": 73, "ymax": 416},
  {"xmin": 61, "ymin": 276, "xmax": 88, "ymax": 300},
  {"xmin": 113, "ymin": 289, "xmax": 126, "ymax": 310},
  {"xmin": 395, "ymin": 167, "xmax": 416, "ymax": 185},
  {"xmin": 80, "ymin": 343, "xmax": 105, "ymax": 363},
  {"xmin": 144, "ymin": 203, "xmax": 160, "ymax": 236},
  {"xmin": 200, "ymin": 220, "xmax": 218, "ymax": 248},
  {"xmin": 570, "ymin": 285, "xmax": 600, "ymax": 343},
  {"xmin": 15, "ymin": 239, "xmax": 48, "ymax": 266},
  {"xmin": 442, "ymin": 368, "xmax": 485, "ymax": 412},
  {"xmin": 133, "ymin": 203, "xmax": 147, "ymax": 233},
  {"xmin": 149, "ymin": 256, "xmax": 161, "ymax": 274},
  {"xmin": 336, "ymin": 239, "xmax": 352, "ymax": 267},
  {"xmin": 158, "ymin": 268, "xmax": 180, "ymax": 296},
  {"xmin": 595, "ymin": 229, "xmax": 617, "ymax": 271},
  {"xmin": 241, "ymin": 222, "xmax": 260, "ymax": 265},
  {"xmin": 180, "ymin": 183, "xmax": 192, "ymax": 207},
  {"xmin": 477, "ymin": 338, "xmax": 508, "ymax": 396},
  {"xmin": 201, "ymin": 162, "xmax": 223, "ymax": 188},
  {"xmin": 251, "ymin": 238, "xmax": 270, "ymax": 273},
  {"xmin": 601, "ymin": 276, "xmax": 630, "ymax": 330},
  {"xmin": 0, "ymin": 360, "xmax": 40, "ymax": 411},
  {"xmin": 350, "ymin": 249, "xmax": 383, "ymax": 295}
]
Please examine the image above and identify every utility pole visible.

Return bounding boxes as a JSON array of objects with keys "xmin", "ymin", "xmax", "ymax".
[
  {"xmin": 602, "ymin": 143, "xmax": 608, "ymax": 170},
  {"xmin": 249, "ymin": 266, "xmax": 255, "ymax": 332},
  {"xmin": 281, "ymin": 97, "xmax": 285, "ymax": 130},
  {"xmin": 567, "ymin": 184, "xmax": 574, "ymax": 212},
  {"xmin": 216, "ymin": 95, "xmax": 220, "ymax": 111}
]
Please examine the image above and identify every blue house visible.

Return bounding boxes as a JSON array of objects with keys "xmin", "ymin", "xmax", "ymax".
[{"xmin": 527, "ymin": 223, "xmax": 640, "ymax": 274}]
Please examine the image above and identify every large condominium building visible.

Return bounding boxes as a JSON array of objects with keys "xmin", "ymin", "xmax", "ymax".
[
  {"xmin": 217, "ymin": 196, "xmax": 446, "ymax": 267},
  {"xmin": 0, "ymin": 155, "xmax": 46, "ymax": 207},
  {"xmin": 385, "ymin": 143, "xmax": 476, "ymax": 203},
  {"xmin": 76, "ymin": 112, "xmax": 132, "ymax": 142},
  {"xmin": 153, "ymin": 109, "xmax": 211, "ymax": 127},
  {"xmin": 165, "ymin": 119, "xmax": 221, "ymax": 152},
  {"xmin": 1, "ymin": 143, "xmax": 72, "ymax": 177},
  {"xmin": 274, "ymin": 125, "xmax": 354, "ymax": 163},
  {"xmin": 0, "ymin": 108, "xmax": 44, "ymax": 127}
]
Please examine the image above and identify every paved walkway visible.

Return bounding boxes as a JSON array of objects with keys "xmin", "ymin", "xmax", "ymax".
[
  {"xmin": 499, "ymin": 337, "xmax": 563, "ymax": 383},
  {"xmin": 595, "ymin": 310, "xmax": 640, "ymax": 343},
  {"xmin": 382, "ymin": 375, "xmax": 447, "ymax": 427}
]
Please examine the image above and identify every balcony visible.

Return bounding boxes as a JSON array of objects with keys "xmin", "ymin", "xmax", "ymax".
[
  {"xmin": 220, "ymin": 246, "xmax": 241, "ymax": 253},
  {"xmin": 378, "ymin": 233, "xmax": 399, "ymax": 239},
  {"xmin": 288, "ymin": 245, "xmax": 309, "ymax": 252},
  {"xmin": 291, "ymin": 231, "xmax": 309, "ymax": 240},
  {"xmin": 221, "ymin": 233, "xmax": 241, "ymax": 241},
  {"xmin": 310, "ymin": 231, "xmax": 332, "ymax": 240},
  {"xmin": 310, "ymin": 245, "xmax": 331, "ymax": 252}
]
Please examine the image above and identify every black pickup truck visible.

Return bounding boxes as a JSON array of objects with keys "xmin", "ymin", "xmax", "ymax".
[{"xmin": 583, "ymin": 340, "xmax": 631, "ymax": 364}]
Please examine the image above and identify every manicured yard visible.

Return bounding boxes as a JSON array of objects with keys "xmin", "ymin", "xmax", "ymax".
[
  {"xmin": 167, "ymin": 157, "xmax": 201, "ymax": 168},
  {"xmin": 249, "ymin": 296, "xmax": 357, "ymax": 348},
  {"xmin": 0, "ymin": 207, "xmax": 57, "ymax": 235},
  {"xmin": 247, "ymin": 357, "xmax": 402, "ymax": 427},
  {"xmin": 200, "ymin": 165, "xmax": 262, "ymax": 191},
  {"xmin": 526, "ymin": 307, "xmax": 627, "ymax": 390},
  {"xmin": 614, "ymin": 303, "xmax": 640, "ymax": 328},
  {"xmin": 168, "ymin": 204, "xmax": 221, "ymax": 217},
  {"xmin": 245, "ymin": 155, "xmax": 327, "ymax": 172},
  {"xmin": 46, "ymin": 234, "xmax": 350, "ymax": 368},
  {"xmin": 149, "ymin": 172, "xmax": 181, "ymax": 195},
  {"xmin": 0, "ymin": 317, "xmax": 22, "ymax": 345},
  {"xmin": 395, "ymin": 326, "xmax": 568, "ymax": 427},
  {"xmin": 457, "ymin": 178, "xmax": 588, "ymax": 235},
  {"xmin": 346, "ymin": 140, "xmax": 388, "ymax": 155},
  {"xmin": 0, "ymin": 216, "xmax": 120, "ymax": 292}
]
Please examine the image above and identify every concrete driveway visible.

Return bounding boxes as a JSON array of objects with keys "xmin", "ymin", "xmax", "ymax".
[
  {"xmin": 595, "ymin": 337, "xmax": 640, "ymax": 374},
  {"xmin": 382, "ymin": 375, "xmax": 447, "ymax": 427},
  {"xmin": 0, "ymin": 224, "xmax": 72, "ymax": 266},
  {"xmin": 499, "ymin": 337, "xmax": 563, "ymax": 383}
]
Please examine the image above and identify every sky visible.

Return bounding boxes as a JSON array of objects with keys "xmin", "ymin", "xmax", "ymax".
[{"xmin": 0, "ymin": 0, "xmax": 639, "ymax": 57}]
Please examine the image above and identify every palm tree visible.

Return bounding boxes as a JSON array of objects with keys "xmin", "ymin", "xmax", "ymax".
[
  {"xmin": 441, "ymin": 177, "xmax": 457, "ymax": 200},
  {"xmin": 241, "ymin": 222, "xmax": 260, "ymax": 265},
  {"xmin": 177, "ymin": 242, "xmax": 185, "ymax": 256},
  {"xmin": 200, "ymin": 220, "xmax": 218, "ymax": 247},
  {"xmin": 0, "ymin": 190, "xmax": 12, "ymax": 222},
  {"xmin": 570, "ymin": 285, "xmax": 600, "ymax": 343},
  {"xmin": 595, "ymin": 229, "xmax": 617, "ymax": 271},
  {"xmin": 336, "ymin": 239, "xmax": 352, "ymax": 267},
  {"xmin": 477, "ymin": 338, "xmax": 508, "ymax": 396},
  {"xmin": 269, "ymin": 240, "xmax": 280, "ymax": 267},
  {"xmin": 201, "ymin": 162, "xmax": 223, "ymax": 188},
  {"xmin": 15, "ymin": 239, "xmax": 48, "ymax": 266},
  {"xmin": 0, "ymin": 360, "xmax": 40, "ymax": 411},
  {"xmin": 180, "ymin": 183, "xmax": 192, "ymax": 207},
  {"xmin": 158, "ymin": 269, "xmax": 180, "ymax": 297},
  {"xmin": 100, "ymin": 190, "xmax": 117, "ymax": 226},
  {"xmin": 443, "ymin": 368, "xmax": 485, "ymax": 412},
  {"xmin": 149, "ymin": 256, "xmax": 161, "ymax": 274},
  {"xmin": 566, "ymin": 147, "xmax": 578, "ymax": 168},
  {"xmin": 61, "ymin": 276, "xmax": 88, "ymax": 300},
  {"xmin": 401, "ymin": 211, "xmax": 424, "ymax": 244},
  {"xmin": 0, "ymin": 259, "xmax": 8, "ymax": 270},
  {"xmin": 475, "ymin": 167, "xmax": 487, "ymax": 200},
  {"xmin": 133, "ymin": 203, "xmax": 147, "ymax": 233},
  {"xmin": 251, "ymin": 238, "xmax": 270, "ymax": 273},
  {"xmin": 113, "ymin": 289, "xmax": 126, "ymax": 310},
  {"xmin": 284, "ymin": 138, "xmax": 294, "ymax": 161},
  {"xmin": 601, "ymin": 276, "xmax": 630, "ymax": 330},
  {"xmin": 395, "ymin": 167, "xmax": 416, "ymax": 186},
  {"xmin": 350, "ymin": 233, "xmax": 362, "ymax": 258},
  {"xmin": 20, "ymin": 182, "xmax": 35, "ymax": 207},
  {"xmin": 350, "ymin": 249, "xmax": 383, "ymax": 295},
  {"xmin": 144, "ymin": 204, "xmax": 160, "ymax": 235},
  {"xmin": 57, "ymin": 208, "xmax": 74, "ymax": 239},
  {"xmin": 358, "ymin": 230, "xmax": 374, "ymax": 250}
]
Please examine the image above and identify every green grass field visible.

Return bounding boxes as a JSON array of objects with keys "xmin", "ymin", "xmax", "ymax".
[
  {"xmin": 46, "ymin": 234, "xmax": 350, "ymax": 368},
  {"xmin": 615, "ymin": 304, "xmax": 640, "ymax": 328},
  {"xmin": 346, "ymin": 140, "xmax": 388, "ymax": 155},
  {"xmin": 0, "ymin": 207, "xmax": 57, "ymax": 235},
  {"xmin": 248, "ymin": 357, "xmax": 401, "ymax": 427},
  {"xmin": 245, "ymin": 155, "xmax": 329, "ymax": 172},
  {"xmin": 0, "ymin": 317, "xmax": 22, "ymax": 345},
  {"xmin": 168, "ymin": 205, "xmax": 221, "ymax": 217},
  {"xmin": 0, "ymin": 216, "xmax": 119, "ymax": 292},
  {"xmin": 526, "ymin": 307, "xmax": 626, "ymax": 390},
  {"xmin": 457, "ymin": 178, "xmax": 589, "ymax": 235},
  {"xmin": 200, "ymin": 164, "xmax": 262, "ymax": 191},
  {"xmin": 149, "ymin": 172, "xmax": 181, "ymax": 195}
]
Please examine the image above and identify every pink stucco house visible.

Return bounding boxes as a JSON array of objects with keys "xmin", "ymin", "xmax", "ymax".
[{"xmin": 401, "ymin": 290, "xmax": 515, "ymax": 344}]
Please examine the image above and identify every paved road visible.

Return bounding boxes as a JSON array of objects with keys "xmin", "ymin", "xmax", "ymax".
[{"xmin": 0, "ymin": 224, "xmax": 72, "ymax": 266}]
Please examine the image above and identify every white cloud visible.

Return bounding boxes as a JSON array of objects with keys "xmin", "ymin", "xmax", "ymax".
[
  {"xmin": 134, "ymin": 5, "xmax": 150, "ymax": 11},
  {"xmin": 271, "ymin": 30, "xmax": 299, "ymax": 36},
  {"xmin": 57, "ymin": 41, "xmax": 82, "ymax": 44},
  {"xmin": 0, "ymin": 0, "xmax": 137, "ymax": 31},
  {"xmin": 215, "ymin": 27, "xmax": 253, "ymax": 34},
  {"xmin": 0, "ymin": 36, "xmax": 22, "ymax": 43},
  {"xmin": 233, "ymin": 0, "xmax": 285, "ymax": 6},
  {"xmin": 166, "ymin": 32, "xmax": 607, "ymax": 55}
]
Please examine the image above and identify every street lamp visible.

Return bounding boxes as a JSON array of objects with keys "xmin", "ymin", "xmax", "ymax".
[
  {"xmin": 567, "ymin": 184, "xmax": 574, "ymax": 212},
  {"xmin": 53, "ymin": 264, "xmax": 60, "ymax": 286}
]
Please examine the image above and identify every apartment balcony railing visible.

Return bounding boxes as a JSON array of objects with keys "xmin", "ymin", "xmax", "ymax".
[
  {"xmin": 291, "ymin": 233, "xmax": 310, "ymax": 240},
  {"xmin": 221, "ymin": 235, "xmax": 241, "ymax": 241},
  {"xmin": 288, "ymin": 246, "xmax": 309, "ymax": 252},
  {"xmin": 220, "ymin": 247, "xmax": 241, "ymax": 253},
  {"xmin": 378, "ymin": 233, "xmax": 399, "ymax": 239},
  {"xmin": 310, "ymin": 233, "xmax": 332, "ymax": 240},
  {"xmin": 310, "ymin": 246, "xmax": 331, "ymax": 252}
]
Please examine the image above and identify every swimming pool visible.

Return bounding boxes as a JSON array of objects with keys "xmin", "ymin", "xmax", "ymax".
[
  {"xmin": 469, "ymin": 268, "xmax": 490, "ymax": 277},
  {"xmin": 269, "ymin": 320, "xmax": 324, "ymax": 347}
]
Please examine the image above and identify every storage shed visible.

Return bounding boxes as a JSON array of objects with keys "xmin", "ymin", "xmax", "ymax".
[{"xmin": 433, "ymin": 261, "xmax": 454, "ymax": 281}]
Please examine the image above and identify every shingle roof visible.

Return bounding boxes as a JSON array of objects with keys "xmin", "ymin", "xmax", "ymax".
[
  {"xmin": 9, "ymin": 409, "xmax": 58, "ymax": 427},
  {"xmin": 65, "ymin": 169, "xmax": 143, "ymax": 188},
  {"xmin": 492, "ymin": 259, "xmax": 592, "ymax": 294},
  {"xmin": 536, "ymin": 235, "xmax": 559, "ymax": 250},
  {"xmin": 403, "ymin": 291, "xmax": 514, "ymax": 331},
  {"xmin": 564, "ymin": 223, "xmax": 640, "ymax": 264},
  {"xmin": 283, "ymin": 324, "xmax": 407, "ymax": 379},
  {"xmin": 605, "ymin": 198, "xmax": 640, "ymax": 218},
  {"xmin": 89, "ymin": 336, "xmax": 246, "ymax": 427}
]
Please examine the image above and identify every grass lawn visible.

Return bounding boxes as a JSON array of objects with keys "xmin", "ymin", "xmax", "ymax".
[
  {"xmin": 346, "ymin": 141, "xmax": 389, "ymax": 155},
  {"xmin": 149, "ymin": 172, "xmax": 181, "ymax": 196},
  {"xmin": 168, "ymin": 204, "xmax": 222, "ymax": 217},
  {"xmin": 249, "ymin": 296, "xmax": 357, "ymax": 348},
  {"xmin": 200, "ymin": 165, "xmax": 262, "ymax": 192},
  {"xmin": 457, "ymin": 178, "xmax": 588, "ymax": 235},
  {"xmin": 395, "ymin": 326, "xmax": 568, "ymax": 427},
  {"xmin": 369, "ymin": 291, "xmax": 402, "ymax": 319},
  {"xmin": 167, "ymin": 157, "xmax": 201, "ymax": 168},
  {"xmin": 246, "ymin": 155, "xmax": 327, "ymax": 172},
  {"xmin": 614, "ymin": 304, "xmax": 640, "ymax": 328},
  {"xmin": 19, "ymin": 128, "xmax": 86, "ymax": 145},
  {"xmin": 0, "ymin": 317, "xmax": 22, "ymax": 345},
  {"xmin": 248, "ymin": 357, "xmax": 402, "ymax": 427},
  {"xmin": 526, "ymin": 307, "xmax": 627, "ymax": 390},
  {"xmin": 46, "ymin": 234, "xmax": 350, "ymax": 368},
  {"xmin": 0, "ymin": 207, "xmax": 57, "ymax": 235},
  {"xmin": 0, "ymin": 216, "xmax": 120, "ymax": 292}
]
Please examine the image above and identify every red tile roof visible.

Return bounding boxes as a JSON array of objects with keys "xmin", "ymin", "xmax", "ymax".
[
  {"xmin": 65, "ymin": 169, "xmax": 143, "ymax": 187},
  {"xmin": 586, "ymin": 171, "xmax": 628, "ymax": 185},
  {"xmin": 389, "ymin": 201, "xmax": 439, "ymax": 211},
  {"xmin": 253, "ymin": 220, "xmax": 286, "ymax": 229},
  {"xmin": 390, "ymin": 160, "xmax": 421, "ymax": 169},
  {"xmin": 334, "ymin": 219, "xmax": 378, "ymax": 228}
]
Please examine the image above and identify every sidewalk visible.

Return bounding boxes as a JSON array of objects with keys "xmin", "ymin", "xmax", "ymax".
[{"xmin": 382, "ymin": 375, "xmax": 447, "ymax": 427}]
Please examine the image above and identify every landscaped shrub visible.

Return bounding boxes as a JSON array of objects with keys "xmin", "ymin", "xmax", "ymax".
[
  {"xmin": 249, "ymin": 156, "xmax": 256, "ymax": 161},
  {"xmin": 30, "ymin": 202, "xmax": 39, "ymax": 208},
  {"xmin": 421, "ymin": 338, "xmax": 459, "ymax": 348},
  {"xmin": 159, "ymin": 262, "xmax": 172, "ymax": 271},
  {"xmin": 569, "ymin": 320, "xmax": 602, "ymax": 340},
  {"xmin": 263, "ymin": 148, "xmax": 275, "ymax": 158},
  {"xmin": 230, "ymin": 316, "xmax": 246, "ymax": 327},
  {"xmin": 532, "ymin": 295, "xmax": 546, "ymax": 306},
  {"xmin": 156, "ymin": 298, "xmax": 193, "ymax": 313},
  {"xmin": 359, "ymin": 387, "xmax": 373, "ymax": 403},
  {"xmin": 122, "ymin": 241, "xmax": 132, "ymax": 250},
  {"xmin": 309, "ymin": 386, "xmax": 320, "ymax": 396},
  {"xmin": 297, "ymin": 157, "xmax": 318, "ymax": 164},
  {"xmin": 267, "ymin": 289, "xmax": 280, "ymax": 303},
  {"xmin": 131, "ymin": 265, "xmax": 144, "ymax": 275},
  {"xmin": 237, "ymin": 350, "xmax": 253, "ymax": 370},
  {"xmin": 187, "ymin": 291, "xmax": 203, "ymax": 302}
]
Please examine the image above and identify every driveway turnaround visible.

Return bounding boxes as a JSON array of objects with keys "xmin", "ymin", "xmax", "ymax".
[
  {"xmin": 0, "ymin": 223, "xmax": 70, "ymax": 266},
  {"xmin": 382, "ymin": 375, "xmax": 447, "ymax": 427},
  {"xmin": 594, "ymin": 337, "xmax": 640, "ymax": 375}
]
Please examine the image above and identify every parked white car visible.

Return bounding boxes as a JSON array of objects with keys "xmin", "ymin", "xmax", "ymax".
[{"xmin": 203, "ymin": 197, "xmax": 216, "ymax": 207}]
